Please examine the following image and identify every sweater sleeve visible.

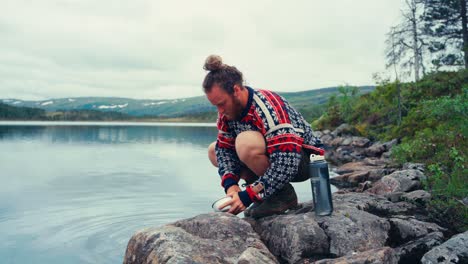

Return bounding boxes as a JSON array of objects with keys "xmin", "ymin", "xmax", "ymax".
[{"xmin": 215, "ymin": 116, "xmax": 241, "ymax": 193}]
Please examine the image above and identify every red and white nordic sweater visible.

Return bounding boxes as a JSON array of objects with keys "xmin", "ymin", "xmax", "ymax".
[{"xmin": 215, "ymin": 86, "xmax": 322, "ymax": 206}]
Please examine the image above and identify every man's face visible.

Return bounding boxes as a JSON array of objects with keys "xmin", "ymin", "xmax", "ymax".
[{"xmin": 206, "ymin": 84, "xmax": 243, "ymax": 121}]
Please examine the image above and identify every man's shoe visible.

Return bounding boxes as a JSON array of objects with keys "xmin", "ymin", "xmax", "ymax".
[{"xmin": 244, "ymin": 183, "xmax": 298, "ymax": 219}]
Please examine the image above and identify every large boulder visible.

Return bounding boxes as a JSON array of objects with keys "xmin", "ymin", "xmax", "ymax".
[
  {"xmin": 123, "ymin": 192, "xmax": 449, "ymax": 264},
  {"xmin": 123, "ymin": 213, "xmax": 277, "ymax": 264},
  {"xmin": 249, "ymin": 213, "xmax": 329, "ymax": 263},
  {"xmin": 421, "ymin": 231, "xmax": 468, "ymax": 264},
  {"xmin": 314, "ymin": 206, "xmax": 390, "ymax": 257},
  {"xmin": 250, "ymin": 193, "xmax": 392, "ymax": 261}
]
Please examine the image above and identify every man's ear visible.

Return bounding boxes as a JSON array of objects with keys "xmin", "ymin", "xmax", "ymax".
[{"xmin": 233, "ymin": 84, "xmax": 242, "ymax": 96}]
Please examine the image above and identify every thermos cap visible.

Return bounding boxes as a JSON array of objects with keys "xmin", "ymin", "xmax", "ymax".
[{"xmin": 310, "ymin": 154, "xmax": 325, "ymax": 162}]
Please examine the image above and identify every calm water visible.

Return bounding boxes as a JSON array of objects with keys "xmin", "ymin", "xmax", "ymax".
[{"xmin": 0, "ymin": 122, "xmax": 336, "ymax": 264}]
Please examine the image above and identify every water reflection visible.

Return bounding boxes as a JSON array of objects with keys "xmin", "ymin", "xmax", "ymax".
[
  {"xmin": 0, "ymin": 123, "xmax": 335, "ymax": 264},
  {"xmin": 0, "ymin": 124, "xmax": 218, "ymax": 146}
]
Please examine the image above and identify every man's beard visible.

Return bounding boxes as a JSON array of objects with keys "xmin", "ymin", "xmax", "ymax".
[{"xmin": 229, "ymin": 95, "xmax": 245, "ymax": 121}]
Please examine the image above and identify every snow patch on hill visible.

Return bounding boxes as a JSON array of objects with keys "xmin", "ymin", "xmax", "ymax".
[
  {"xmin": 41, "ymin": 101, "xmax": 53, "ymax": 106},
  {"xmin": 143, "ymin": 101, "xmax": 167, "ymax": 106},
  {"xmin": 98, "ymin": 103, "xmax": 128, "ymax": 109}
]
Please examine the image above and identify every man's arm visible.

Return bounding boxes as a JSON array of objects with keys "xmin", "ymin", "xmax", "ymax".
[{"xmin": 215, "ymin": 117, "xmax": 242, "ymax": 193}]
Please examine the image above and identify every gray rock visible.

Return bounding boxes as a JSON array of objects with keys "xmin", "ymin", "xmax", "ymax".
[
  {"xmin": 401, "ymin": 190, "xmax": 432, "ymax": 204},
  {"xmin": 314, "ymin": 131, "xmax": 324, "ymax": 138},
  {"xmin": 403, "ymin": 162, "xmax": 425, "ymax": 172},
  {"xmin": 396, "ymin": 232, "xmax": 445, "ymax": 264},
  {"xmin": 388, "ymin": 216, "xmax": 446, "ymax": 246},
  {"xmin": 341, "ymin": 137, "xmax": 353, "ymax": 146},
  {"xmin": 384, "ymin": 191, "xmax": 405, "ymax": 202},
  {"xmin": 383, "ymin": 139, "xmax": 399, "ymax": 150},
  {"xmin": 320, "ymin": 134, "xmax": 334, "ymax": 145},
  {"xmin": 315, "ymin": 207, "xmax": 390, "ymax": 257},
  {"xmin": 314, "ymin": 247, "xmax": 399, "ymax": 264},
  {"xmin": 337, "ymin": 192, "xmax": 418, "ymax": 217},
  {"xmin": 251, "ymin": 213, "xmax": 329, "ymax": 263},
  {"xmin": 367, "ymin": 169, "xmax": 426, "ymax": 195},
  {"xmin": 123, "ymin": 213, "xmax": 276, "ymax": 264},
  {"xmin": 421, "ymin": 231, "xmax": 468, "ymax": 264},
  {"xmin": 382, "ymin": 150, "xmax": 392, "ymax": 159},
  {"xmin": 237, "ymin": 247, "xmax": 279, "ymax": 264},
  {"xmin": 331, "ymin": 124, "xmax": 357, "ymax": 137},
  {"xmin": 351, "ymin": 137, "xmax": 371, "ymax": 148}
]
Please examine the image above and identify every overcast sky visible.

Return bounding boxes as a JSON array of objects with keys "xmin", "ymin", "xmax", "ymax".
[{"xmin": 1, "ymin": 0, "xmax": 405, "ymax": 100}]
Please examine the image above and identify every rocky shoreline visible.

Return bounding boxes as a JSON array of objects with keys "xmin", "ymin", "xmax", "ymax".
[{"xmin": 123, "ymin": 124, "xmax": 467, "ymax": 264}]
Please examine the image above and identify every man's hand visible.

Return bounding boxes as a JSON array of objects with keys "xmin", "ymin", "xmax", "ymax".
[
  {"xmin": 219, "ymin": 191, "xmax": 246, "ymax": 215},
  {"xmin": 226, "ymin": 185, "xmax": 241, "ymax": 196}
]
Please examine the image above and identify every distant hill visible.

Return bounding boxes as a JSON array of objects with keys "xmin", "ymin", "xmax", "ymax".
[{"xmin": 1, "ymin": 86, "xmax": 375, "ymax": 120}]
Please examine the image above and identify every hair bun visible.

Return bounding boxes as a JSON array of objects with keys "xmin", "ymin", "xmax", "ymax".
[{"xmin": 204, "ymin": 55, "xmax": 223, "ymax": 71}]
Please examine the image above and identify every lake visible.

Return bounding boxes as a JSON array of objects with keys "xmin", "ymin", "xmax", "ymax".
[{"xmin": 0, "ymin": 122, "xmax": 336, "ymax": 264}]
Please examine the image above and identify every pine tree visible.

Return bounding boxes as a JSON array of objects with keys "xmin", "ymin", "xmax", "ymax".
[{"xmin": 423, "ymin": 0, "xmax": 468, "ymax": 68}]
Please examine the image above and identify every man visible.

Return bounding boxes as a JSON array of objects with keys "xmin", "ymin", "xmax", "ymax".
[{"xmin": 204, "ymin": 55, "xmax": 323, "ymax": 218}]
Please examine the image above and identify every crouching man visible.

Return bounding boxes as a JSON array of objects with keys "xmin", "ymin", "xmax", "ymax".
[{"xmin": 204, "ymin": 55, "xmax": 323, "ymax": 218}]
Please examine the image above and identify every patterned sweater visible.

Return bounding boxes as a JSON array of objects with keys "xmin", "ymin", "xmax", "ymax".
[{"xmin": 215, "ymin": 86, "xmax": 322, "ymax": 206}]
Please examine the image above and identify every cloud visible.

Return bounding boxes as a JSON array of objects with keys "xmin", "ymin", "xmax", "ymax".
[{"xmin": 0, "ymin": 0, "xmax": 404, "ymax": 100}]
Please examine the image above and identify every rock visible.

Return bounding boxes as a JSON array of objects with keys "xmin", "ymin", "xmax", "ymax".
[
  {"xmin": 320, "ymin": 134, "xmax": 334, "ymax": 145},
  {"xmin": 124, "ymin": 191, "xmax": 449, "ymax": 264},
  {"xmin": 351, "ymin": 137, "xmax": 371, "ymax": 148},
  {"xmin": 250, "ymin": 213, "xmax": 329, "ymax": 263},
  {"xmin": 333, "ymin": 159, "xmax": 394, "ymax": 186},
  {"xmin": 314, "ymin": 131, "xmax": 324, "ymax": 138},
  {"xmin": 384, "ymin": 191, "xmax": 405, "ymax": 202},
  {"xmin": 336, "ymin": 160, "xmax": 378, "ymax": 174},
  {"xmin": 401, "ymin": 190, "xmax": 431, "ymax": 205},
  {"xmin": 341, "ymin": 137, "xmax": 353, "ymax": 146},
  {"xmin": 387, "ymin": 216, "xmax": 446, "ymax": 246},
  {"xmin": 383, "ymin": 139, "xmax": 399, "ymax": 150},
  {"xmin": 356, "ymin": 181, "xmax": 372, "ymax": 192},
  {"xmin": 123, "ymin": 213, "xmax": 277, "ymax": 264},
  {"xmin": 382, "ymin": 150, "xmax": 392, "ymax": 159},
  {"xmin": 403, "ymin": 162, "xmax": 425, "ymax": 172},
  {"xmin": 421, "ymin": 231, "xmax": 468, "ymax": 264},
  {"xmin": 314, "ymin": 247, "xmax": 399, "ymax": 264},
  {"xmin": 368, "ymin": 168, "xmax": 394, "ymax": 181},
  {"xmin": 330, "ymin": 137, "xmax": 344, "ymax": 146},
  {"xmin": 237, "ymin": 247, "xmax": 279, "ymax": 264},
  {"xmin": 330, "ymin": 171, "xmax": 370, "ymax": 188},
  {"xmin": 315, "ymin": 207, "xmax": 390, "ymax": 257},
  {"xmin": 331, "ymin": 124, "xmax": 358, "ymax": 137},
  {"xmin": 395, "ymin": 232, "xmax": 445, "ymax": 264},
  {"xmin": 366, "ymin": 142, "xmax": 387, "ymax": 157},
  {"xmin": 367, "ymin": 169, "xmax": 426, "ymax": 195}
]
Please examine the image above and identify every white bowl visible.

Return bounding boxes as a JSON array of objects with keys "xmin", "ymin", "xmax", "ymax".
[{"xmin": 212, "ymin": 196, "xmax": 232, "ymax": 212}]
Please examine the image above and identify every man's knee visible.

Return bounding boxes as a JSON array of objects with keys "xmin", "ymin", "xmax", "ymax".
[
  {"xmin": 235, "ymin": 131, "xmax": 266, "ymax": 163},
  {"xmin": 208, "ymin": 141, "xmax": 218, "ymax": 167}
]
